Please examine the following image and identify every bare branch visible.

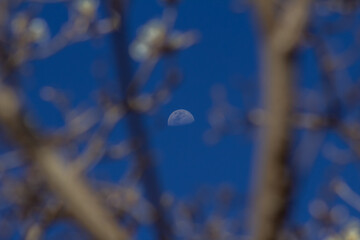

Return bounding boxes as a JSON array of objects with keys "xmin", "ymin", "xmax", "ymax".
[
  {"xmin": 0, "ymin": 83, "xmax": 129, "ymax": 240},
  {"xmin": 333, "ymin": 179, "xmax": 360, "ymax": 213},
  {"xmin": 253, "ymin": 0, "xmax": 276, "ymax": 34},
  {"xmin": 251, "ymin": 1, "xmax": 313, "ymax": 240}
]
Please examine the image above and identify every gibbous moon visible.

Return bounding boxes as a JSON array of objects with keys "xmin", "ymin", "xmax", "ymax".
[{"xmin": 168, "ymin": 109, "xmax": 194, "ymax": 126}]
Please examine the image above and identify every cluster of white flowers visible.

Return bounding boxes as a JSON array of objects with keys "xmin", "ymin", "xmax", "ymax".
[
  {"xmin": 130, "ymin": 19, "xmax": 167, "ymax": 61},
  {"xmin": 130, "ymin": 19, "xmax": 198, "ymax": 61},
  {"xmin": 74, "ymin": 0, "xmax": 99, "ymax": 18},
  {"xmin": 28, "ymin": 18, "xmax": 50, "ymax": 43},
  {"xmin": 11, "ymin": 14, "xmax": 50, "ymax": 43},
  {"xmin": 326, "ymin": 220, "xmax": 360, "ymax": 240}
]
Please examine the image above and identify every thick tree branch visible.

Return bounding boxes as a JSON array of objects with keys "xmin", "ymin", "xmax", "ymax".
[
  {"xmin": 253, "ymin": 0, "xmax": 276, "ymax": 34},
  {"xmin": 251, "ymin": 1, "xmax": 312, "ymax": 240}
]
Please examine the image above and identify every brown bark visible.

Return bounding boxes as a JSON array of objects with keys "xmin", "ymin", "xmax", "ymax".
[{"xmin": 251, "ymin": 1, "xmax": 313, "ymax": 240}]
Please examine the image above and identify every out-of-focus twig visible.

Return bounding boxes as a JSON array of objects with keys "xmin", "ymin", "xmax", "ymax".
[
  {"xmin": 72, "ymin": 105, "xmax": 126, "ymax": 173},
  {"xmin": 33, "ymin": 17, "xmax": 120, "ymax": 59},
  {"xmin": 333, "ymin": 179, "xmax": 360, "ymax": 213},
  {"xmin": 0, "ymin": 82, "xmax": 129, "ymax": 240},
  {"xmin": 107, "ymin": 1, "xmax": 179, "ymax": 239}
]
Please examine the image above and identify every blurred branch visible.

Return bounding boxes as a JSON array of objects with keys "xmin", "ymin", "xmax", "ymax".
[
  {"xmin": 253, "ymin": 0, "xmax": 275, "ymax": 34},
  {"xmin": 26, "ymin": 0, "xmax": 70, "ymax": 2},
  {"xmin": 107, "ymin": 138, "xmax": 141, "ymax": 160},
  {"xmin": 25, "ymin": 223, "xmax": 43, "ymax": 240},
  {"xmin": 309, "ymin": 26, "xmax": 360, "ymax": 168},
  {"xmin": 333, "ymin": 179, "xmax": 360, "ymax": 213},
  {"xmin": 72, "ymin": 105, "xmax": 125, "ymax": 173},
  {"xmin": 33, "ymin": 17, "xmax": 120, "ymax": 60},
  {"xmin": 251, "ymin": 1, "xmax": 312, "ymax": 240},
  {"xmin": 271, "ymin": 0, "xmax": 312, "ymax": 53},
  {"xmin": 0, "ymin": 82, "xmax": 129, "ymax": 240},
  {"xmin": 25, "ymin": 201, "xmax": 63, "ymax": 240},
  {"xmin": 107, "ymin": 1, "xmax": 182, "ymax": 240}
]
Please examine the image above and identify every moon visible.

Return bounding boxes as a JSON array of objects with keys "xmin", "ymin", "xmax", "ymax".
[{"xmin": 168, "ymin": 109, "xmax": 194, "ymax": 126}]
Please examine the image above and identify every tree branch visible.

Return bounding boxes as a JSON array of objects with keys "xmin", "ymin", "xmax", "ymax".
[
  {"xmin": 107, "ymin": 1, "xmax": 173, "ymax": 239},
  {"xmin": 253, "ymin": 0, "xmax": 276, "ymax": 34},
  {"xmin": 0, "ymin": 84, "xmax": 129, "ymax": 240},
  {"xmin": 251, "ymin": 1, "xmax": 312, "ymax": 240}
]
